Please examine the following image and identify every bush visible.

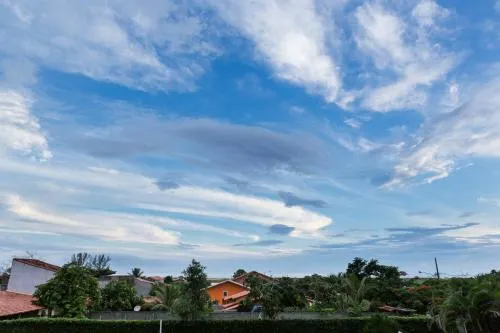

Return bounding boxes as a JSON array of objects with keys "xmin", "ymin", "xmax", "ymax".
[
  {"xmin": 0, "ymin": 317, "xmax": 442, "ymax": 333},
  {"xmin": 363, "ymin": 315, "xmax": 399, "ymax": 333}
]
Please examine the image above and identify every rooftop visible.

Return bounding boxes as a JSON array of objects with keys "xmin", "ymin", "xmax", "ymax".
[
  {"xmin": 13, "ymin": 258, "xmax": 60, "ymax": 273},
  {"xmin": 0, "ymin": 291, "xmax": 44, "ymax": 318}
]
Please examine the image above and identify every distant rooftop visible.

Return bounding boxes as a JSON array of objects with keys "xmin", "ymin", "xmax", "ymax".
[{"xmin": 13, "ymin": 258, "xmax": 60, "ymax": 273}]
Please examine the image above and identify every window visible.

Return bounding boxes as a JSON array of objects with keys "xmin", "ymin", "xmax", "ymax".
[{"xmin": 223, "ymin": 291, "xmax": 228, "ymax": 297}]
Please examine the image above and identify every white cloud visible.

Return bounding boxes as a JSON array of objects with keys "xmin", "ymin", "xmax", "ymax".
[
  {"xmin": 212, "ymin": 0, "xmax": 341, "ymax": 102},
  {"xmin": 344, "ymin": 118, "xmax": 362, "ymax": 129},
  {"xmin": 387, "ymin": 77, "xmax": 500, "ymax": 186},
  {"xmin": 0, "ymin": 90, "xmax": 52, "ymax": 160},
  {"xmin": 1, "ymin": 194, "xmax": 180, "ymax": 245},
  {"xmin": 0, "ymin": 0, "xmax": 218, "ymax": 92},
  {"xmin": 495, "ymin": 1, "xmax": 500, "ymax": 12},
  {"xmin": 353, "ymin": 1, "xmax": 457, "ymax": 112},
  {"xmin": 137, "ymin": 185, "xmax": 332, "ymax": 238}
]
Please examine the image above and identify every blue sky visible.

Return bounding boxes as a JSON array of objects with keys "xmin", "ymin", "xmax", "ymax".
[{"xmin": 1, "ymin": 0, "xmax": 500, "ymax": 278}]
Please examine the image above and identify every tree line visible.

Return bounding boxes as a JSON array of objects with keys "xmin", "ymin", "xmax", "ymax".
[{"xmin": 30, "ymin": 254, "xmax": 499, "ymax": 333}]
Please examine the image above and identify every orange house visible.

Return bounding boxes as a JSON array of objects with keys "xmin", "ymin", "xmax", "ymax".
[{"xmin": 206, "ymin": 280, "xmax": 249, "ymax": 305}]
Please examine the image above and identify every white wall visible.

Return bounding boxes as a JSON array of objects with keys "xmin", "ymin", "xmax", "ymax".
[{"xmin": 7, "ymin": 261, "xmax": 55, "ymax": 295}]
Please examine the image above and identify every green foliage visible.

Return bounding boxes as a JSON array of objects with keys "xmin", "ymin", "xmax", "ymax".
[
  {"xmin": 430, "ymin": 274, "xmax": 500, "ymax": 333},
  {"xmin": 130, "ymin": 268, "xmax": 144, "ymax": 278},
  {"xmin": 164, "ymin": 275, "xmax": 174, "ymax": 284},
  {"xmin": 172, "ymin": 259, "xmax": 210, "ymax": 320},
  {"xmin": 70, "ymin": 252, "xmax": 116, "ymax": 277},
  {"xmin": 0, "ymin": 317, "xmax": 442, "ymax": 333},
  {"xmin": 100, "ymin": 280, "xmax": 142, "ymax": 311},
  {"xmin": 261, "ymin": 282, "xmax": 284, "ymax": 319},
  {"xmin": 150, "ymin": 282, "xmax": 181, "ymax": 311},
  {"xmin": 233, "ymin": 269, "xmax": 247, "ymax": 279},
  {"xmin": 335, "ymin": 274, "xmax": 371, "ymax": 316},
  {"xmin": 33, "ymin": 264, "xmax": 100, "ymax": 318},
  {"xmin": 363, "ymin": 315, "xmax": 399, "ymax": 333},
  {"xmin": 246, "ymin": 274, "xmax": 265, "ymax": 302},
  {"xmin": 276, "ymin": 277, "xmax": 307, "ymax": 309}
]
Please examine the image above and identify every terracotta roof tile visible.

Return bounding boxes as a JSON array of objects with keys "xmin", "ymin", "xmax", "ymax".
[
  {"xmin": 13, "ymin": 259, "xmax": 60, "ymax": 272},
  {"xmin": 0, "ymin": 291, "xmax": 44, "ymax": 317},
  {"xmin": 223, "ymin": 290, "xmax": 250, "ymax": 301}
]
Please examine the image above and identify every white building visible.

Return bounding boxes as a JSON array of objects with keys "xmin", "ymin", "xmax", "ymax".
[
  {"xmin": 7, "ymin": 259, "xmax": 59, "ymax": 295},
  {"xmin": 98, "ymin": 275, "xmax": 154, "ymax": 297}
]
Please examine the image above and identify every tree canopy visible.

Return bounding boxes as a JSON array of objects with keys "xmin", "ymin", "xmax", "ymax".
[
  {"xmin": 34, "ymin": 263, "xmax": 100, "ymax": 318},
  {"xmin": 100, "ymin": 280, "xmax": 142, "ymax": 311},
  {"xmin": 70, "ymin": 252, "xmax": 116, "ymax": 277}
]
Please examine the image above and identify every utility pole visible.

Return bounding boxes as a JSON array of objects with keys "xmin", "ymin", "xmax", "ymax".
[{"xmin": 434, "ymin": 257, "xmax": 440, "ymax": 280}]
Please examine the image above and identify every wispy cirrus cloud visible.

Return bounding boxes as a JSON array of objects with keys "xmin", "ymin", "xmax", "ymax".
[
  {"xmin": 386, "ymin": 77, "xmax": 500, "ymax": 186},
  {"xmin": 0, "ymin": 90, "xmax": 52, "ymax": 160},
  {"xmin": 0, "ymin": 0, "xmax": 219, "ymax": 92},
  {"xmin": 211, "ymin": 0, "xmax": 342, "ymax": 102},
  {"xmin": 353, "ymin": 0, "xmax": 457, "ymax": 112}
]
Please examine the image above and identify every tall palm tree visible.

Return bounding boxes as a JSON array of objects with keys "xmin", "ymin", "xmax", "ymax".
[
  {"xmin": 150, "ymin": 282, "xmax": 181, "ymax": 311},
  {"xmin": 131, "ymin": 268, "xmax": 144, "ymax": 278}
]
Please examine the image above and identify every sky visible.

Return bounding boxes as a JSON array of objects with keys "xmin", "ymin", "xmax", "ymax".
[{"xmin": 1, "ymin": 0, "xmax": 500, "ymax": 278}]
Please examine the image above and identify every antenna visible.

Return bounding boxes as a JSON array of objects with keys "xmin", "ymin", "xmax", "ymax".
[{"xmin": 434, "ymin": 257, "xmax": 440, "ymax": 280}]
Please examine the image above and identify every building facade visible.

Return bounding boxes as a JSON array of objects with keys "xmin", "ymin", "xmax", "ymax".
[{"xmin": 7, "ymin": 259, "xmax": 59, "ymax": 295}]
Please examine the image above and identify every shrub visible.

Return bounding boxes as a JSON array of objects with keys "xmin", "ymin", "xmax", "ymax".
[
  {"xmin": 0, "ymin": 317, "xmax": 442, "ymax": 333},
  {"xmin": 363, "ymin": 315, "xmax": 399, "ymax": 333}
]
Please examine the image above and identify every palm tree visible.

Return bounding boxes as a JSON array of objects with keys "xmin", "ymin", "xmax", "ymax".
[
  {"xmin": 131, "ymin": 268, "xmax": 144, "ymax": 278},
  {"xmin": 335, "ymin": 274, "xmax": 371, "ymax": 314},
  {"xmin": 431, "ymin": 278, "xmax": 500, "ymax": 333},
  {"xmin": 150, "ymin": 282, "xmax": 181, "ymax": 311}
]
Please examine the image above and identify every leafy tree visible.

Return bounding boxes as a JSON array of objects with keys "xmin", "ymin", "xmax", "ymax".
[
  {"xmin": 261, "ymin": 282, "xmax": 283, "ymax": 319},
  {"xmin": 172, "ymin": 259, "xmax": 210, "ymax": 320},
  {"xmin": 164, "ymin": 275, "xmax": 174, "ymax": 284},
  {"xmin": 131, "ymin": 268, "xmax": 144, "ymax": 278},
  {"xmin": 34, "ymin": 263, "xmax": 100, "ymax": 318},
  {"xmin": 233, "ymin": 269, "xmax": 247, "ymax": 279},
  {"xmin": 70, "ymin": 252, "xmax": 116, "ymax": 277},
  {"xmin": 101, "ymin": 280, "xmax": 142, "ymax": 311},
  {"xmin": 431, "ymin": 277, "xmax": 500, "ymax": 333},
  {"xmin": 70, "ymin": 252, "xmax": 92, "ymax": 267},
  {"xmin": 91, "ymin": 254, "xmax": 115, "ymax": 277},
  {"xmin": 363, "ymin": 315, "xmax": 399, "ymax": 333},
  {"xmin": 276, "ymin": 277, "xmax": 307, "ymax": 309},
  {"xmin": 246, "ymin": 274, "xmax": 265, "ymax": 303},
  {"xmin": 150, "ymin": 282, "xmax": 181, "ymax": 311},
  {"xmin": 335, "ymin": 274, "xmax": 371, "ymax": 315}
]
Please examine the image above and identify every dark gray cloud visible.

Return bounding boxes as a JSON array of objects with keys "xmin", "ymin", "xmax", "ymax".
[
  {"xmin": 385, "ymin": 223, "xmax": 479, "ymax": 242},
  {"xmin": 406, "ymin": 210, "xmax": 434, "ymax": 217},
  {"xmin": 458, "ymin": 212, "xmax": 474, "ymax": 218},
  {"xmin": 155, "ymin": 179, "xmax": 181, "ymax": 190},
  {"xmin": 316, "ymin": 223, "xmax": 480, "ymax": 251},
  {"xmin": 269, "ymin": 224, "xmax": 295, "ymax": 235},
  {"xmin": 278, "ymin": 191, "xmax": 327, "ymax": 208},
  {"xmin": 233, "ymin": 240, "xmax": 284, "ymax": 247},
  {"xmin": 76, "ymin": 118, "xmax": 328, "ymax": 175}
]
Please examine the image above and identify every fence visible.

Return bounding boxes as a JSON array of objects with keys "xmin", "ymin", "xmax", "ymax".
[{"xmin": 89, "ymin": 311, "xmax": 357, "ymax": 321}]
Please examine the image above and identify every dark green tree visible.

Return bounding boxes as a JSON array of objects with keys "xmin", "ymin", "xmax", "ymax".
[
  {"xmin": 34, "ymin": 264, "xmax": 100, "ymax": 318},
  {"xmin": 69, "ymin": 252, "xmax": 116, "ymax": 277},
  {"xmin": 131, "ymin": 268, "xmax": 144, "ymax": 278},
  {"xmin": 261, "ymin": 282, "xmax": 283, "ymax": 319},
  {"xmin": 172, "ymin": 259, "xmax": 210, "ymax": 320},
  {"xmin": 150, "ymin": 282, "xmax": 181, "ymax": 311},
  {"xmin": 101, "ymin": 280, "xmax": 142, "ymax": 311},
  {"xmin": 233, "ymin": 269, "xmax": 247, "ymax": 279},
  {"xmin": 164, "ymin": 275, "xmax": 174, "ymax": 284}
]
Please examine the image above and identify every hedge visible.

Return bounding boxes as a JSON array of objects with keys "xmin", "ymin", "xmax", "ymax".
[{"xmin": 0, "ymin": 317, "xmax": 442, "ymax": 333}]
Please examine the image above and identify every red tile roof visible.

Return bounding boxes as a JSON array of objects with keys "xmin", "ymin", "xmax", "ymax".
[
  {"xmin": 13, "ymin": 258, "xmax": 60, "ymax": 272},
  {"xmin": 0, "ymin": 291, "xmax": 44, "ymax": 317},
  {"xmin": 223, "ymin": 290, "xmax": 250, "ymax": 302}
]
